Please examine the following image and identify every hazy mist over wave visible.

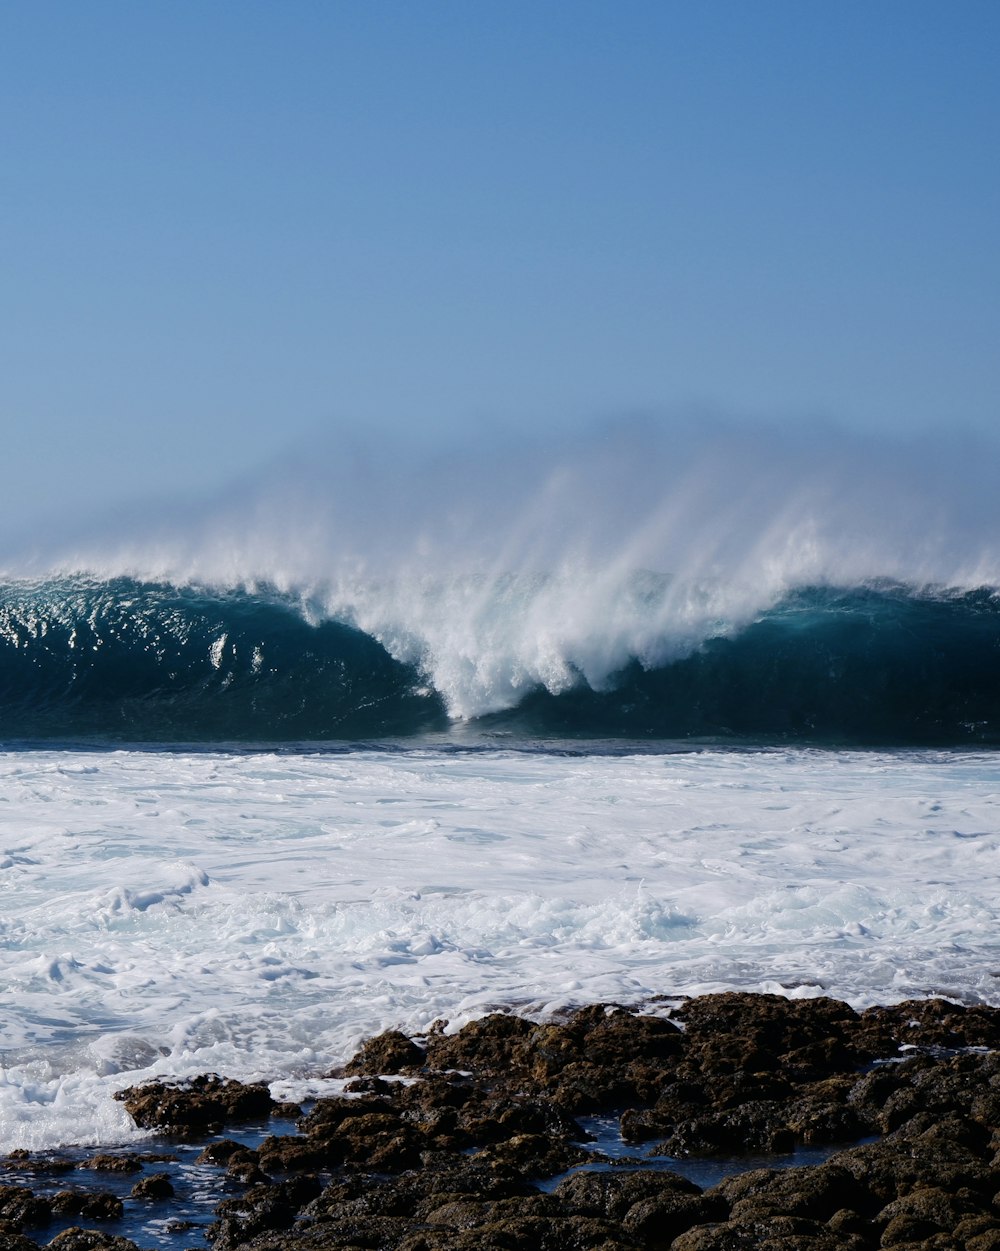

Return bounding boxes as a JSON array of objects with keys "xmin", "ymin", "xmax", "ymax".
[
  {"xmin": 13, "ymin": 416, "xmax": 999, "ymax": 586},
  {"xmin": 4, "ymin": 417, "xmax": 997, "ymax": 730}
]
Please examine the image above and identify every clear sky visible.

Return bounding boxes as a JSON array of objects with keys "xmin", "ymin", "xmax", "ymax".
[{"xmin": 2, "ymin": 1, "xmax": 998, "ymax": 539}]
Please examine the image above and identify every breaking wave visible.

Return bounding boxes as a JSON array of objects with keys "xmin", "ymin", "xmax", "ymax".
[{"xmin": 2, "ymin": 575, "xmax": 998, "ymax": 745}]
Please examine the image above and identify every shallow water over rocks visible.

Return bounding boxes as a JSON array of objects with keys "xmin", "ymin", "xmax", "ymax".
[{"xmin": 3, "ymin": 992, "xmax": 1000, "ymax": 1249}]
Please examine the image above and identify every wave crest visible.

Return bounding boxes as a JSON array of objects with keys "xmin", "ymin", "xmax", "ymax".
[{"xmin": 1, "ymin": 575, "xmax": 998, "ymax": 745}]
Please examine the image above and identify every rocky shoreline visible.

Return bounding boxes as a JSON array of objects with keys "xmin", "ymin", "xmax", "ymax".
[{"xmin": 4, "ymin": 993, "xmax": 1000, "ymax": 1249}]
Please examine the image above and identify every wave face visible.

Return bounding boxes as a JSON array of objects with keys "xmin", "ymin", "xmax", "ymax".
[
  {"xmin": 0, "ymin": 578, "xmax": 447, "ymax": 741},
  {"xmin": 2, "ymin": 575, "xmax": 999, "ymax": 745}
]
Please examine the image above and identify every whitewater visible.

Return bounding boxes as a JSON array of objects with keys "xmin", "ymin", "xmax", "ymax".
[
  {"xmin": 2, "ymin": 744, "xmax": 999, "ymax": 1152},
  {"xmin": 1, "ymin": 420, "xmax": 999, "ymax": 1152}
]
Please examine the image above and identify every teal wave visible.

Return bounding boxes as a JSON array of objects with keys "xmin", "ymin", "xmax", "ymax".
[{"xmin": 1, "ymin": 577, "xmax": 998, "ymax": 746}]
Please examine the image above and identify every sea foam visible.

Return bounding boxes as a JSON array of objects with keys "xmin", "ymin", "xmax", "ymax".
[{"xmin": 0, "ymin": 744, "xmax": 998, "ymax": 1150}]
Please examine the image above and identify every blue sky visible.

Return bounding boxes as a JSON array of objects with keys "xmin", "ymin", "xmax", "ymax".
[{"xmin": 2, "ymin": 1, "xmax": 998, "ymax": 539}]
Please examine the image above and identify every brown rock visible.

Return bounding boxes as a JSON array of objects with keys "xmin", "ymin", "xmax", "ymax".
[
  {"xmin": 344, "ymin": 1029, "xmax": 426, "ymax": 1075},
  {"xmin": 129, "ymin": 1172, "xmax": 175, "ymax": 1199},
  {"xmin": 0, "ymin": 1185, "xmax": 50, "ymax": 1229},
  {"xmin": 78, "ymin": 1154, "xmax": 142, "ymax": 1173},
  {"xmin": 46, "ymin": 1232, "xmax": 142, "ymax": 1251},
  {"xmin": 114, "ymin": 1073, "xmax": 277, "ymax": 1134}
]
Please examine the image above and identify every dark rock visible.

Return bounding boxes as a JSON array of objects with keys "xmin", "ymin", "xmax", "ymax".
[
  {"xmin": 674, "ymin": 992, "xmax": 862, "ymax": 1072},
  {"xmin": 210, "ymin": 1177, "xmax": 322, "ymax": 1249},
  {"xmin": 671, "ymin": 1214, "xmax": 868, "ymax": 1249},
  {"xmin": 651, "ymin": 1100, "xmax": 798, "ymax": 1156},
  {"xmin": 130, "ymin": 1172, "xmax": 175, "ymax": 1199},
  {"xmin": 78, "ymin": 1154, "xmax": 142, "ymax": 1173},
  {"xmin": 555, "ymin": 1170, "xmax": 725, "ymax": 1243},
  {"xmin": 0, "ymin": 1184, "xmax": 50, "ymax": 1229},
  {"xmin": 83, "ymin": 1193, "xmax": 125, "ymax": 1221},
  {"xmin": 714, "ymin": 1163, "xmax": 866, "ymax": 1223},
  {"xmin": 955, "ymin": 1217, "xmax": 1000, "ymax": 1250},
  {"xmin": 472, "ymin": 1131, "xmax": 593, "ymax": 1179},
  {"xmin": 225, "ymin": 1154, "xmax": 271, "ymax": 1185},
  {"xmin": 46, "ymin": 1232, "xmax": 142, "ymax": 1251},
  {"xmin": 0, "ymin": 1152, "xmax": 75, "ymax": 1174},
  {"xmin": 857, "ymin": 998, "xmax": 1000, "ymax": 1052},
  {"xmin": 876, "ymin": 1182, "xmax": 979, "ymax": 1234},
  {"xmin": 114, "ymin": 1073, "xmax": 278, "ymax": 1135},
  {"xmin": 555, "ymin": 1167, "xmax": 701, "ymax": 1218},
  {"xmin": 48, "ymin": 1191, "xmax": 125, "ymax": 1222},
  {"xmin": 195, "ymin": 1139, "xmax": 256, "ymax": 1165},
  {"xmin": 423, "ymin": 1013, "xmax": 536, "ymax": 1077},
  {"xmin": 0, "ymin": 1222, "xmax": 41, "ymax": 1251},
  {"xmin": 344, "ymin": 1029, "xmax": 426, "ymax": 1075},
  {"xmin": 36, "ymin": 994, "xmax": 1000, "ymax": 1251}
]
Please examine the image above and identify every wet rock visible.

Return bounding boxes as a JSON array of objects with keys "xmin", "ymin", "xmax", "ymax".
[
  {"xmin": 209, "ymin": 1176, "xmax": 322, "ymax": 1249},
  {"xmin": 422, "ymin": 1013, "xmax": 536, "ymax": 1076},
  {"xmin": 714, "ymin": 1163, "xmax": 866, "ymax": 1223},
  {"xmin": 472, "ymin": 1131, "xmax": 593, "ymax": 1179},
  {"xmin": 825, "ymin": 1207, "xmax": 869, "ymax": 1236},
  {"xmin": 195, "ymin": 1139, "xmax": 257, "ymax": 1166},
  {"xmin": 552, "ymin": 1167, "xmax": 724, "ymax": 1243},
  {"xmin": 130, "ymin": 1172, "xmax": 175, "ymax": 1199},
  {"xmin": 955, "ymin": 1217, "xmax": 1000, "ymax": 1250},
  {"xmin": 114, "ymin": 1074, "xmax": 278, "ymax": 1135},
  {"xmin": 651, "ymin": 1099, "xmax": 798, "ymax": 1156},
  {"xmin": 876, "ymin": 1182, "xmax": 980, "ymax": 1236},
  {"xmin": 555, "ymin": 1167, "xmax": 700, "ymax": 1217},
  {"xmin": 857, "ymin": 997, "xmax": 1000, "ymax": 1053},
  {"xmin": 46, "ymin": 1232, "xmax": 143, "ymax": 1251},
  {"xmin": 225, "ymin": 1153, "xmax": 271, "ymax": 1185},
  {"xmin": 344, "ymin": 1029, "xmax": 426, "ymax": 1075},
  {"xmin": 830, "ymin": 1123, "xmax": 1000, "ymax": 1208},
  {"xmin": 671, "ymin": 1214, "xmax": 868, "ymax": 1250},
  {"xmin": 0, "ymin": 1152, "xmax": 75, "ymax": 1175},
  {"xmin": 78, "ymin": 1154, "xmax": 142, "ymax": 1174},
  {"xmin": 90, "ymin": 1194, "xmax": 126, "ymax": 1221},
  {"xmin": 0, "ymin": 1223, "xmax": 41, "ymax": 1251},
  {"xmin": 674, "ymin": 992, "xmax": 863, "ymax": 1072},
  {"xmin": 0, "ymin": 1184, "xmax": 50, "ymax": 1229},
  {"xmin": 417, "ymin": 1191, "xmax": 563, "ymax": 1228},
  {"xmin": 37, "ymin": 994, "xmax": 1000, "ymax": 1250},
  {"xmin": 51, "ymin": 1191, "xmax": 125, "ymax": 1220},
  {"xmin": 458, "ymin": 1092, "xmax": 584, "ymax": 1145},
  {"xmin": 256, "ymin": 1133, "xmax": 332, "ymax": 1172}
]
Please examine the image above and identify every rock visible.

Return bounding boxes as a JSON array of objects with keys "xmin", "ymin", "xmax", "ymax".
[
  {"xmin": 714, "ymin": 1163, "xmax": 866, "ymax": 1223},
  {"xmin": 674, "ymin": 992, "xmax": 863, "ymax": 1076},
  {"xmin": 114, "ymin": 1074, "xmax": 278, "ymax": 1135},
  {"xmin": 195, "ymin": 1139, "xmax": 256, "ymax": 1165},
  {"xmin": 50, "ymin": 1191, "xmax": 124, "ymax": 1220},
  {"xmin": 78, "ymin": 1154, "xmax": 142, "ymax": 1173},
  {"xmin": 0, "ymin": 1223, "xmax": 41, "ymax": 1251},
  {"xmin": 32, "ymin": 993, "xmax": 1000, "ymax": 1250},
  {"xmin": 857, "ymin": 998, "xmax": 1000, "ymax": 1053},
  {"xmin": 554, "ymin": 1168, "xmax": 702, "ymax": 1219},
  {"xmin": 0, "ymin": 1153, "xmax": 75, "ymax": 1175},
  {"xmin": 344, "ymin": 1029, "xmax": 426, "ymax": 1075},
  {"xmin": 876, "ymin": 1182, "xmax": 979, "ymax": 1234},
  {"xmin": 46, "ymin": 1232, "xmax": 142, "ymax": 1251},
  {"xmin": 0, "ymin": 1185, "xmax": 50, "ymax": 1229},
  {"xmin": 423, "ymin": 1013, "xmax": 537, "ymax": 1076},
  {"xmin": 671, "ymin": 1214, "xmax": 868, "ymax": 1249},
  {"xmin": 471, "ymin": 1131, "xmax": 592, "ymax": 1179},
  {"xmin": 130, "ymin": 1172, "xmax": 175, "ymax": 1199}
]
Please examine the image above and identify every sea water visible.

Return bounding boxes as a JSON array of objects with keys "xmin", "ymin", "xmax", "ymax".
[
  {"xmin": 0, "ymin": 742, "xmax": 998, "ymax": 1152},
  {"xmin": 1, "ymin": 423, "xmax": 999, "ymax": 1154}
]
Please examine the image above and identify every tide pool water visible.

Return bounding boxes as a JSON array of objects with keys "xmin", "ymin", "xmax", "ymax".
[{"xmin": 1, "ymin": 744, "xmax": 997, "ymax": 1151}]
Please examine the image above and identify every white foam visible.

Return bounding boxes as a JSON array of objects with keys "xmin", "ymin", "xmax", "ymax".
[
  {"xmin": 12, "ymin": 421, "xmax": 1000, "ymax": 720},
  {"xmin": 0, "ymin": 745, "xmax": 998, "ymax": 1149}
]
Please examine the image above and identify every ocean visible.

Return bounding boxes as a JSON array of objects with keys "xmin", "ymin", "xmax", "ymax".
[{"xmin": 1, "ymin": 425, "xmax": 999, "ymax": 1156}]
